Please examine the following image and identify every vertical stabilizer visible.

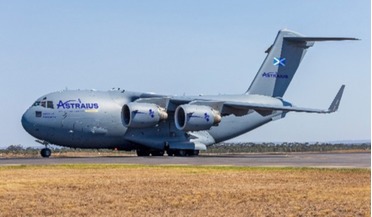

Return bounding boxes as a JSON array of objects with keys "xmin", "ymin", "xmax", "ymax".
[
  {"xmin": 246, "ymin": 29, "xmax": 309, "ymax": 97},
  {"xmin": 245, "ymin": 29, "xmax": 357, "ymax": 97}
]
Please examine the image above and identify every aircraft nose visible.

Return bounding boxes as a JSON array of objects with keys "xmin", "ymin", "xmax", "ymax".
[{"xmin": 21, "ymin": 109, "xmax": 33, "ymax": 133}]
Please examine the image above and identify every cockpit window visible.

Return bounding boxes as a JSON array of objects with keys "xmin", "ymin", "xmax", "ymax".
[
  {"xmin": 47, "ymin": 101, "xmax": 54, "ymax": 109},
  {"xmin": 33, "ymin": 100, "xmax": 54, "ymax": 109}
]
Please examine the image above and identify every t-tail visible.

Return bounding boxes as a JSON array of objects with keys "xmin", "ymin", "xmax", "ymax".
[{"xmin": 246, "ymin": 29, "xmax": 358, "ymax": 97}]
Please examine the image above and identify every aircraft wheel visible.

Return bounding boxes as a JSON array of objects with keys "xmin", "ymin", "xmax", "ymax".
[
  {"xmin": 40, "ymin": 148, "xmax": 52, "ymax": 158},
  {"xmin": 136, "ymin": 149, "xmax": 150, "ymax": 157},
  {"xmin": 167, "ymin": 149, "xmax": 175, "ymax": 156},
  {"xmin": 176, "ymin": 149, "xmax": 187, "ymax": 157},
  {"xmin": 151, "ymin": 150, "xmax": 164, "ymax": 156},
  {"xmin": 185, "ymin": 150, "xmax": 199, "ymax": 156}
]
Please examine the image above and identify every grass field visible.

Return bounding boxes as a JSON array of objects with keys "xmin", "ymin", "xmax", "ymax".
[{"xmin": 0, "ymin": 165, "xmax": 370, "ymax": 217}]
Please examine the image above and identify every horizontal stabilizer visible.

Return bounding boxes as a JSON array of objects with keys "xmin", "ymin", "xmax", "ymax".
[{"xmin": 285, "ymin": 37, "xmax": 360, "ymax": 42}]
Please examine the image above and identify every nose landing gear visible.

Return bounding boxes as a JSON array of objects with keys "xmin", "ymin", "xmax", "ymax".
[
  {"xmin": 36, "ymin": 140, "xmax": 52, "ymax": 158},
  {"xmin": 40, "ymin": 148, "xmax": 52, "ymax": 158}
]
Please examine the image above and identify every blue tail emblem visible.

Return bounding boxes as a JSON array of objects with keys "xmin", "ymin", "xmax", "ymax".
[{"xmin": 273, "ymin": 57, "xmax": 286, "ymax": 67}]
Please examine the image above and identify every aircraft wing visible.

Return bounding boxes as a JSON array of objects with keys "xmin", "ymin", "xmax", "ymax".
[
  {"xmin": 166, "ymin": 85, "xmax": 346, "ymax": 116},
  {"xmin": 134, "ymin": 85, "xmax": 345, "ymax": 116},
  {"xmin": 224, "ymin": 85, "xmax": 345, "ymax": 115}
]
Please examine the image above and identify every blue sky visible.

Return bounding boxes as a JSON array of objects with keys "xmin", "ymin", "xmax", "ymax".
[{"xmin": 0, "ymin": 1, "xmax": 370, "ymax": 147}]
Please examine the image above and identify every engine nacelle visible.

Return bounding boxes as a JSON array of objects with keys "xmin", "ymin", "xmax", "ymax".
[
  {"xmin": 122, "ymin": 103, "xmax": 168, "ymax": 128},
  {"xmin": 175, "ymin": 105, "xmax": 221, "ymax": 131}
]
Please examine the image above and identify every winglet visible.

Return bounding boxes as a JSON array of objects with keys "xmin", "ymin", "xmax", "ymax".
[{"xmin": 328, "ymin": 85, "xmax": 345, "ymax": 113}]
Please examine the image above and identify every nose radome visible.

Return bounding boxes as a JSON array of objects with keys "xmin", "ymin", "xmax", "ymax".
[{"xmin": 21, "ymin": 109, "xmax": 32, "ymax": 133}]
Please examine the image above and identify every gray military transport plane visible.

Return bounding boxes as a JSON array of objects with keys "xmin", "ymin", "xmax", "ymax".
[{"xmin": 21, "ymin": 29, "xmax": 357, "ymax": 158}]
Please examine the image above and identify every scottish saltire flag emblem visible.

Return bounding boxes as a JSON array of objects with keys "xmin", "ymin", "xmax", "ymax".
[{"xmin": 273, "ymin": 57, "xmax": 286, "ymax": 66}]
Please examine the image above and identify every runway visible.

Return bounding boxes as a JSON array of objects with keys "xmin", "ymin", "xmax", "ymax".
[{"xmin": 0, "ymin": 152, "xmax": 370, "ymax": 168}]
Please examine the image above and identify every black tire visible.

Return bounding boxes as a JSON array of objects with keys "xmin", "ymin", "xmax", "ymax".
[
  {"xmin": 136, "ymin": 149, "xmax": 150, "ymax": 157},
  {"xmin": 176, "ymin": 149, "xmax": 187, "ymax": 157},
  {"xmin": 151, "ymin": 150, "xmax": 164, "ymax": 156},
  {"xmin": 167, "ymin": 149, "xmax": 175, "ymax": 157},
  {"xmin": 40, "ymin": 148, "xmax": 51, "ymax": 158},
  {"xmin": 185, "ymin": 150, "xmax": 199, "ymax": 156}
]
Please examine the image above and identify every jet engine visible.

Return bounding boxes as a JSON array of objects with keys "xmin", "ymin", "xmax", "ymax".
[
  {"xmin": 122, "ymin": 103, "xmax": 168, "ymax": 128},
  {"xmin": 175, "ymin": 105, "xmax": 221, "ymax": 131}
]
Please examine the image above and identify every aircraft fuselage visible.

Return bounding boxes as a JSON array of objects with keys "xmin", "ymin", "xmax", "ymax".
[{"xmin": 21, "ymin": 90, "xmax": 281, "ymax": 151}]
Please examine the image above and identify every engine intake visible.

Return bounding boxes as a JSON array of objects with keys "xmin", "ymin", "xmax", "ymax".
[
  {"xmin": 175, "ymin": 105, "xmax": 221, "ymax": 131},
  {"xmin": 122, "ymin": 103, "xmax": 168, "ymax": 128}
]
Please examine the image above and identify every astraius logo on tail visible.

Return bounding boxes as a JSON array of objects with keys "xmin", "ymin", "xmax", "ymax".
[
  {"xmin": 262, "ymin": 72, "xmax": 289, "ymax": 79},
  {"xmin": 21, "ymin": 29, "xmax": 357, "ymax": 158}
]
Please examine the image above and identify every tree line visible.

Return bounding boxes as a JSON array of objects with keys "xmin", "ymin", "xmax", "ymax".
[{"xmin": 206, "ymin": 142, "xmax": 371, "ymax": 153}]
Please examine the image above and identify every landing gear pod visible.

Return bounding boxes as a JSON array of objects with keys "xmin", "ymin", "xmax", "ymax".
[{"xmin": 175, "ymin": 105, "xmax": 221, "ymax": 131}]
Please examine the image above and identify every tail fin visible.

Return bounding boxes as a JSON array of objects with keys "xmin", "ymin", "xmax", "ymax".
[{"xmin": 246, "ymin": 29, "xmax": 358, "ymax": 97}]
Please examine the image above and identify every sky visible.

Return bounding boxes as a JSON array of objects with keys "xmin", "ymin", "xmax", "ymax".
[{"xmin": 0, "ymin": 1, "xmax": 370, "ymax": 147}]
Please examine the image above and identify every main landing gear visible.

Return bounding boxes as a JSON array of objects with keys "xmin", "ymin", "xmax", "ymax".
[
  {"xmin": 136, "ymin": 149, "xmax": 165, "ymax": 157},
  {"xmin": 167, "ymin": 149, "xmax": 199, "ymax": 157},
  {"xmin": 136, "ymin": 149, "xmax": 199, "ymax": 157}
]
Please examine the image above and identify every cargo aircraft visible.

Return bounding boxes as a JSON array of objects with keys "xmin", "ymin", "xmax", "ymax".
[{"xmin": 21, "ymin": 29, "xmax": 357, "ymax": 157}]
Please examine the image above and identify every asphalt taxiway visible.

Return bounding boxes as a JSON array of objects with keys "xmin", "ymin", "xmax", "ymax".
[{"xmin": 0, "ymin": 152, "xmax": 370, "ymax": 168}]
